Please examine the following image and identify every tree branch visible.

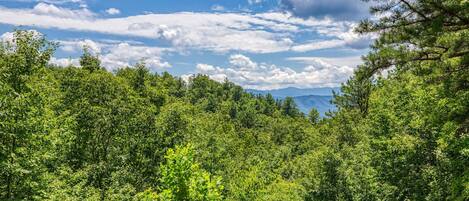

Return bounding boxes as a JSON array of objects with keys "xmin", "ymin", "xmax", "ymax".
[{"xmin": 399, "ymin": 0, "xmax": 430, "ymax": 21}]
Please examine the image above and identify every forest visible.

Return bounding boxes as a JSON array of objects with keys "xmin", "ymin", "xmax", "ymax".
[{"xmin": 0, "ymin": 0, "xmax": 467, "ymax": 200}]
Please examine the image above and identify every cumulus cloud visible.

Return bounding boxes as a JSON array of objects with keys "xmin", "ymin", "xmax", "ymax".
[
  {"xmin": 49, "ymin": 57, "xmax": 80, "ymax": 66},
  {"xmin": 58, "ymin": 39, "xmax": 101, "ymax": 53},
  {"xmin": 32, "ymin": 2, "xmax": 94, "ymax": 18},
  {"xmin": 0, "ymin": 5, "xmax": 371, "ymax": 53},
  {"xmin": 193, "ymin": 54, "xmax": 355, "ymax": 90},
  {"xmin": 229, "ymin": 54, "xmax": 257, "ymax": 70},
  {"xmin": 279, "ymin": 0, "xmax": 370, "ymax": 20},
  {"xmin": 100, "ymin": 42, "xmax": 171, "ymax": 70},
  {"xmin": 0, "ymin": 5, "xmax": 296, "ymax": 53},
  {"xmin": 105, "ymin": 8, "xmax": 120, "ymax": 15},
  {"xmin": 317, "ymin": 24, "xmax": 376, "ymax": 49},
  {"xmin": 292, "ymin": 21, "xmax": 375, "ymax": 52},
  {"xmin": 52, "ymin": 39, "xmax": 172, "ymax": 71}
]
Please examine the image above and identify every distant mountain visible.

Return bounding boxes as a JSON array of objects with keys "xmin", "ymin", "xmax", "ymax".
[
  {"xmin": 246, "ymin": 87, "xmax": 340, "ymax": 98},
  {"xmin": 246, "ymin": 87, "xmax": 339, "ymax": 116},
  {"xmin": 293, "ymin": 95, "xmax": 335, "ymax": 116}
]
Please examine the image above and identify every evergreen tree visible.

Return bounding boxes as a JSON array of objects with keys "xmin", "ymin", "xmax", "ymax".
[
  {"xmin": 80, "ymin": 47, "xmax": 101, "ymax": 72},
  {"xmin": 281, "ymin": 97, "xmax": 300, "ymax": 117},
  {"xmin": 308, "ymin": 108, "xmax": 320, "ymax": 124}
]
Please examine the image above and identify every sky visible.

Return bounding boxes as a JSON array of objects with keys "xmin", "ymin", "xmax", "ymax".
[{"xmin": 0, "ymin": 0, "xmax": 375, "ymax": 90}]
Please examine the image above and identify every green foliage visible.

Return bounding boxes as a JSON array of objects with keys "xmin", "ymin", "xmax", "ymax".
[
  {"xmin": 256, "ymin": 179, "xmax": 306, "ymax": 201},
  {"xmin": 79, "ymin": 47, "xmax": 101, "ymax": 72},
  {"xmin": 281, "ymin": 97, "xmax": 301, "ymax": 118},
  {"xmin": 0, "ymin": 30, "xmax": 55, "ymax": 92},
  {"xmin": 135, "ymin": 188, "xmax": 159, "ymax": 201},
  {"xmin": 329, "ymin": 0, "xmax": 469, "ymax": 200},
  {"xmin": 0, "ymin": 30, "xmax": 58, "ymax": 200},
  {"xmin": 333, "ymin": 67, "xmax": 373, "ymax": 115},
  {"xmin": 1, "ymin": 2, "xmax": 468, "ymax": 199},
  {"xmin": 308, "ymin": 108, "xmax": 320, "ymax": 124},
  {"xmin": 158, "ymin": 144, "xmax": 223, "ymax": 201}
]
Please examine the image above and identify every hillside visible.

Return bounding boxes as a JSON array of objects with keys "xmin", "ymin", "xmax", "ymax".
[{"xmin": 292, "ymin": 95, "xmax": 334, "ymax": 115}]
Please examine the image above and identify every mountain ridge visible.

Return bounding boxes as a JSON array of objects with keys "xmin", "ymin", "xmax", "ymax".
[
  {"xmin": 245, "ymin": 87, "xmax": 340, "ymax": 98},
  {"xmin": 246, "ymin": 87, "xmax": 338, "ymax": 116},
  {"xmin": 292, "ymin": 95, "xmax": 335, "ymax": 116}
]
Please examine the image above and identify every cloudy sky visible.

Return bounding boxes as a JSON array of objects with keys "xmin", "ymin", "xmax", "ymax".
[{"xmin": 0, "ymin": 0, "xmax": 374, "ymax": 90}]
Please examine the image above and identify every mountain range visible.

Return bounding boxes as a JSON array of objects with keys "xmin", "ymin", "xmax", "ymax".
[{"xmin": 246, "ymin": 87, "xmax": 339, "ymax": 116}]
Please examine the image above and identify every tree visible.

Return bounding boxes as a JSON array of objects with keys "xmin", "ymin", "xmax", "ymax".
[
  {"xmin": 79, "ymin": 47, "xmax": 101, "ymax": 72},
  {"xmin": 332, "ymin": 67, "xmax": 373, "ymax": 114},
  {"xmin": 357, "ymin": 0, "xmax": 468, "ymax": 78},
  {"xmin": 281, "ymin": 97, "xmax": 300, "ymax": 117},
  {"xmin": 0, "ymin": 30, "xmax": 57, "ymax": 200},
  {"xmin": 353, "ymin": 0, "xmax": 469, "ymax": 199},
  {"xmin": 147, "ymin": 144, "xmax": 223, "ymax": 201},
  {"xmin": 308, "ymin": 108, "xmax": 320, "ymax": 124},
  {"xmin": 0, "ymin": 30, "xmax": 55, "ymax": 92},
  {"xmin": 133, "ymin": 61, "xmax": 149, "ymax": 94},
  {"xmin": 263, "ymin": 93, "xmax": 277, "ymax": 116}
]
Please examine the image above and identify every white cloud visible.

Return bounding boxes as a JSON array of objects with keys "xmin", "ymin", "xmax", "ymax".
[
  {"xmin": 196, "ymin": 63, "xmax": 216, "ymax": 72},
  {"xmin": 287, "ymin": 56, "xmax": 364, "ymax": 68},
  {"xmin": 291, "ymin": 39, "xmax": 345, "ymax": 52},
  {"xmin": 49, "ymin": 57, "xmax": 80, "ymax": 66},
  {"xmin": 289, "ymin": 21, "xmax": 374, "ymax": 52},
  {"xmin": 58, "ymin": 39, "xmax": 101, "ymax": 53},
  {"xmin": 193, "ymin": 54, "xmax": 355, "ymax": 90},
  {"xmin": 100, "ymin": 42, "xmax": 171, "ymax": 70},
  {"xmin": 229, "ymin": 54, "xmax": 257, "ymax": 70},
  {"xmin": 314, "ymin": 22, "xmax": 376, "ymax": 49},
  {"xmin": 105, "ymin": 8, "xmax": 120, "ymax": 15},
  {"xmin": 52, "ymin": 39, "xmax": 172, "ymax": 71},
  {"xmin": 0, "ymin": 4, "xmax": 370, "ymax": 53},
  {"xmin": 32, "ymin": 3, "xmax": 94, "ymax": 19}
]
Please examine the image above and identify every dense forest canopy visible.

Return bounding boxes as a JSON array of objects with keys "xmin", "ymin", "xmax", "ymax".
[{"xmin": 0, "ymin": 0, "xmax": 468, "ymax": 200}]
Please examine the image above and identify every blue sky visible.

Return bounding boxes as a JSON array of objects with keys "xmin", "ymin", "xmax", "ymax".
[{"xmin": 0, "ymin": 0, "xmax": 374, "ymax": 90}]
